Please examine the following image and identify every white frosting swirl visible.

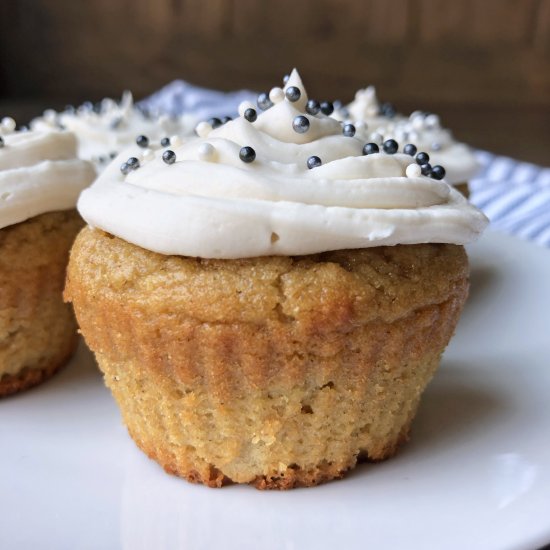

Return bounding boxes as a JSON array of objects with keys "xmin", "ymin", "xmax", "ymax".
[
  {"xmin": 31, "ymin": 92, "xmax": 197, "ymax": 171},
  {"xmin": 0, "ymin": 127, "xmax": 95, "ymax": 230},
  {"xmin": 340, "ymin": 87, "xmax": 480, "ymax": 184},
  {"xmin": 78, "ymin": 70, "xmax": 488, "ymax": 259}
]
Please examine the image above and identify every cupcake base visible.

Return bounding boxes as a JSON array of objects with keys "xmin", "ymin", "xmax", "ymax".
[
  {"xmin": 134, "ymin": 424, "xmax": 411, "ymax": 490},
  {"xmin": 66, "ymin": 227, "xmax": 469, "ymax": 489},
  {"xmin": 0, "ymin": 338, "xmax": 76, "ymax": 397},
  {"xmin": 0, "ymin": 210, "xmax": 83, "ymax": 397},
  {"xmin": 98, "ymin": 351, "xmax": 431, "ymax": 489}
]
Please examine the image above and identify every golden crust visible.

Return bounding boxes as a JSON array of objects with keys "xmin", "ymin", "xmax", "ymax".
[
  {"xmin": 0, "ymin": 335, "xmax": 77, "ymax": 397},
  {"xmin": 66, "ymin": 227, "xmax": 469, "ymax": 488},
  {"xmin": 134, "ymin": 415, "xmax": 412, "ymax": 490},
  {"xmin": 0, "ymin": 210, "xmax": 83, "ymax": 396}
]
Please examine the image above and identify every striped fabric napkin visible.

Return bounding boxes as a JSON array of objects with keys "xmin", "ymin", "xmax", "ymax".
[
  {"xmin": 142, "ymin": 79, "xmax": 255, "ymax": 120},
  {"xmin": 470, "ymin": 152, "xmax": 550, "ymax": 248},
  {"xmin": 142, "ymin": 81, "xmax": 550, "ymax": 248}
]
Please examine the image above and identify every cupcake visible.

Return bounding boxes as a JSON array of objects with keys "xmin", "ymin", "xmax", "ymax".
[
  {"xmin": 31, "ymin": 92, "xmax": 197, "ymax": 172},
  {"xmin": 336, "ymin": 86, "xmax": 480, "ymax": 196},
  {"xmin": 0, "ymin": 118, "xmax": 95, "ymax": 397},
  {"xmin": 66, "ymin": 70, "xmax": 488, "ymax": 488}
]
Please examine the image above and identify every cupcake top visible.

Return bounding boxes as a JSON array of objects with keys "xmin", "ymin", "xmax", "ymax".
[
  {"xmin": 338, "ymin": 87, "xmax": 480, "ymax": 185},
  {"xmin": 78, "ymin": 70, "xmax": 488, "ymax": 259},
  {"xmin": 0, "ymin": 117, "xmax": 95, "ymax": 230},
  {"xmin": 31, "ymin": 92, "xmax": 197, "ymax": 171}
]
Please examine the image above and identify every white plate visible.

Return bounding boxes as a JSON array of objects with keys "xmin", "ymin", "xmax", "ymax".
[{"xmin": 1, "ymin": 230, "xmax": 549, "ymax": 550}]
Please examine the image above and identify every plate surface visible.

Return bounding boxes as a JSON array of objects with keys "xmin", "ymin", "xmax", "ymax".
[{"xmin": 1, "ymin": 231, "xmax": 549, "ymax": 550}]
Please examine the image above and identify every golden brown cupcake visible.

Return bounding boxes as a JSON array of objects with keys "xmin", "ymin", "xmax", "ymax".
[
  {"xmin": 0, "ymin": 119, "xmax": 95, "ymax": 396},
  {"xmin": 66, "ymin": 70, "xmax": 488, "ymax": 488}
]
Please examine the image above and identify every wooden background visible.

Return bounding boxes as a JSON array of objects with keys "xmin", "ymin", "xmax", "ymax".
[{"xmin": 1, "ymin": 0, "xmax": 549, "ymax": 163}]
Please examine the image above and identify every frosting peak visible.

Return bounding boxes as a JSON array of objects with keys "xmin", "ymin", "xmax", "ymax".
[
  {"xmin": 283, "ymin": 68, "xmax": 309, "ymax": 111},
  {"xmin": 349, "ymin": 86, "xmax": 381, "ymax": 120},
  {"xmin": 78, "ymin": 71, "xmax": 488, "ymax": 259}
]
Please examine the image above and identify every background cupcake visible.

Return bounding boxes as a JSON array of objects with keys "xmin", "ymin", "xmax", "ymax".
[
  {"xmin": 334, "ymin": 87, "xmax": 480, "ymax": 196},
  {"xmin": 0, "ymin": 118, "xmax": 95, "ymax": 397},
  {"xmin": 31, "ymin": 92, "xmax": 197, "ymax": 172},
  {"xmin": 66, "ymin": 70, "xmax": 487, "ymax": 488}
]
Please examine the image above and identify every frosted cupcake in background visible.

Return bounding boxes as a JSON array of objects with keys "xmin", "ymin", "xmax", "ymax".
[
  {"xmin": 333, "ymin": 85, "xmax": 398, "ymax": 132},
  {"xmin": 0, "ymin": 117, "xmax": 95, "ymax": 397},
  {"xmin": 31, "ymin": 92, "xmax": 198, "ymax": 172},
  {"xmin": 66, "ymin": 70, "xmax": 487, "ymax": 489},
  {"xmin": 335, "ymin": 86, "xmax": 480, "ymax": 196}
]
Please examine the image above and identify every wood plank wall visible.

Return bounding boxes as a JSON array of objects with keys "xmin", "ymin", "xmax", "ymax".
[{"xmin": 0, "ymin": 0, "xmax": 549, "ymax": 106}]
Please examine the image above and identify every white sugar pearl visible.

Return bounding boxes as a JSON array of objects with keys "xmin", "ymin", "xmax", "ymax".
[
  {"xmin": 355, "ymin": 120, "xmax": 367, "ymax": 131},
  {"xmin": 406, "ymin": 164, "xmax": 422, "ymax": 178},
  {"xmin": 1, "ymin": 117, "xmax": 16, "ymax": 132},
  {"xmin": 170, "ymin": 135, "xmax": 183, "ymax": 147},
  {"xmin": 425, "ymin": 114, "xmax": 440, "ymax": 129},
  {"xmin": 238, "ymin": 100, "xmax": 256, "ymax": 117},
  {"xmin": 142, "ymin": 148, "xmax": 155, "ymax": 162},
  {"xmin": 198, "ymin": 142, "xmax": 216, "ymax": 161},
  {"xmin": 101, "ymin": 98, "xmax": 117, "ymax": 111},
  {"xmin": 269, "ymin": 87, "xmax": 285, "ymax": 104},
  {"xmin": 43, "ymin": 109, "xmax": 57, "ymax": 123},
  {"xmin": 369, "ymin": 132, "xmax": 383, "ymax": 144},
  {"xmin": 412, "ymin": 117, "xmax": 425, "ymax": 131},
  {"xmin": 195, "ymin": 121, "xmax": 212, "ymax": 138}
]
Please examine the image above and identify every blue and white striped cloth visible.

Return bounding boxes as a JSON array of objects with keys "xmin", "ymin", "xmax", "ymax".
[
  {"xmin": 470, "ymin": 152, "xmax": 550, "ymax": 247},
  {"xmin": 142, "ymin": 79, "xmax": 255, "ymax": 120},
  {"xmin": 142, "ymin": 81, "xmax": 550, "ymax": 248}
]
